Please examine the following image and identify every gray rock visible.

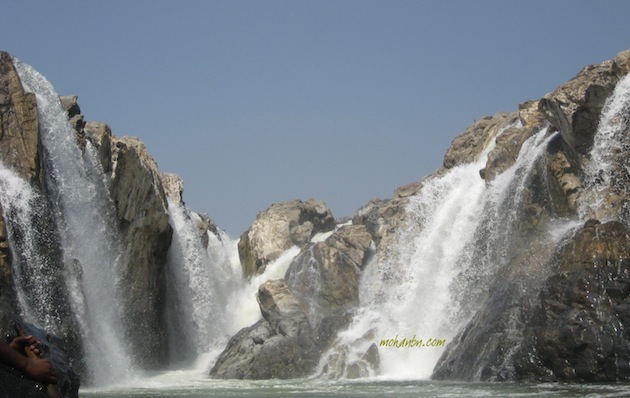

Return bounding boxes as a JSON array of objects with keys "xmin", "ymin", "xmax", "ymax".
[
  {"xmin": 209, "ymin": 280, "xmax": 320, "ymax": 379},
  {"xmin": 59, "ymin": 95, "xmax": 81, "ymax": 117},
  {"xmin": 210, "ymin": 225, "xmax": 372, "ymax": 379},
  {"xmin": 109, "ymin": 136, "xmax": 173, "ymax": 367},
  {"xmin": 238, "ymin": 199, "xmax": 336, "ymax": 276},
  {"xmin": 286, "ymin": 225, "xmax": 372, "ymax": 325},
  {"xmin": 435, "ymin": 220, "xmax": 630, "ymax": 382},
  {"xmin": 84, "ymin": 121, "xmax": 113, "ymax": 174},
  {"xmin": 481, "ymin": 101, "xmax": 546, "ymax": 181},
  {"xmin": 443, "ymin": 113, "xmax": 511, "ymax": 170}
]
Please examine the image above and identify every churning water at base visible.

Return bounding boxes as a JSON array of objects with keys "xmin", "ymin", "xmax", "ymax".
[{"xmin": 80, "ymin": 378, "xmax": 630, "ymax": 398}]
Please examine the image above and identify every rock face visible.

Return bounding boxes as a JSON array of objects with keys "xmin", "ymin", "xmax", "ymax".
[
  {"xmin": 0, "ymin": 51, "xmax": 40, "ymax": 184},
  {"xmin": 210, "ymin": 225, "xmax": 372, "ymax": 379},
  {"xmin": 539, "ymin": 50, "xmax": 630, "ymax": 156},
  {"xmin": 68, "ymin": 101, "xmax": 174, "ymax": 368},
  {"xmin": 286, "ymin": 225, "xmax": 372, "ymax": 325},
  {"xmin": 107, "ymin": 136, "xmax": 173, "ymax": 367},
  {"xmin": 209, "ymin": 280, "xmax": 318, "ymax": 379},
  {"xmin": 512, "ymin": 220, "xmax": 630, "ymax": 381},
  {"xmin": 434, "ymin": 220, "xmax": 630, "ymax": 382},
  {"xmin": 238, "ymin": 199, "xmax": 336, "ymax": 276}
]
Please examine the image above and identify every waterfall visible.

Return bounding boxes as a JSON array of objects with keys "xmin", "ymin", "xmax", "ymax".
[
  {"xmin": 164, "ymin": 198, "xmax": 309, "ymax": 370},
  {"xmin": 0, "ymin": 162, "xmax": 64, "ymax": 330},
  {"xmin": 580, "ymin": 73, "xmax": 630, "ymax": 222},
  {"xmin": 13, "ymin": 58, "xmax": 136, "ymax": 385},
  {"xmin": 164, "ymin": 199, "xmax": 240, "ymax": 365},
  {"xmin": 320, "ymin": 125, "xmax": 558, "ymax": 379}
]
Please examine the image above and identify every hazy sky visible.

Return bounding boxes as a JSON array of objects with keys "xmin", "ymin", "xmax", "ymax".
[{"xmin": 2, "ymin": 1, "xmax": 630, "ymax": 236}]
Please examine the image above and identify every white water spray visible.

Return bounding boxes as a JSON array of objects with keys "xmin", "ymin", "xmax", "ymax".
[
  {"xmin": 0, "ymin": 162, "xmax": 65, "ymax": 329},
  {"xmin": 164, "ymin": 199, "xmax": 240, "ymax": 364},
  {"xmin": 164, "ymin": 197, "xmax": 312, "ymax": 371},
  {"xmin": 13, "ymin": 58, "xmax": 136, "ymax": 385},
  {"xmin": 320, "ymin": 125, "xmax": 558, "ymax": 380},
  {"xmin": 580, "ymin": 73, "xmax": 630, "ymax": 222}
]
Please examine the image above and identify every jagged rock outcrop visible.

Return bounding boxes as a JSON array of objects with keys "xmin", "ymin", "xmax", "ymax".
[
  {"xmin": 59, "ymin": 99, "xmax": 176, "ymax": 370},
  {"xmin": 238, "ymin": 199, "xmax": 336, "ymax": 276},
  {"xmin": 83, "ymin": 121, "xmax": 113, "ymax": 173},
  {"xmin": 443, "ymin": 113, "xmax": 510, "ymax": 170},
  {"xmin": 539, "ymin": 49, "xmax": 630, "ymax": 157},
  {"xmin": 481, "ymin": 101, "xmax": 547, "ymax": 181},
  {"xmin": 210, "ymin": 225, "xmax": 372, "ymax": 379},
  {"xmin": 0, "ymin": 51, "xmax": 40, "ymax": 184},
  {"xmin": 161, "ymin": 172, "xmax": 184, "ymax": 204}
]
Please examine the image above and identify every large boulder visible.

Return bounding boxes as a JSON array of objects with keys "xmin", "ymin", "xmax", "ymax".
[
  {"xmin": 238, "ymin": 199, "xmax": 336, "ymax": 276},
  {"xmin": 539, "ymin": 49, "xmax": 630, "ymax": 156},
  {"xmin": 210, "ymin": 225, "xmax": 372, "ymax": 379},
  {"xmin": 209, "ymin": 279, "xmax": 320, "ymax": 379}
]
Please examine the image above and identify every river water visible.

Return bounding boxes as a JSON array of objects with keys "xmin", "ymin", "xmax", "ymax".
[{"xmin": 80, "ymin": 377, "xmax": 630, "ymax": 398}]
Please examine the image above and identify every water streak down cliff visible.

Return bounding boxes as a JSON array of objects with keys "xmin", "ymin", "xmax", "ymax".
[{"xmin": 0, "ymin": 49, "xmax": 630, "ymax": 394}]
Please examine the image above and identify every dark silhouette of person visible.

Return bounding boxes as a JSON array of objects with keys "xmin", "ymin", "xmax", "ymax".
[{"xmin": 0, "ymin": 334, "xmax": 57, "ymax": 384}]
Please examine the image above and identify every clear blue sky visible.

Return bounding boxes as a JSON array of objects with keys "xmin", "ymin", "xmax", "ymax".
[{"xmin": 2, "ymin": 1, "xmax": 629, "ymax": 236}]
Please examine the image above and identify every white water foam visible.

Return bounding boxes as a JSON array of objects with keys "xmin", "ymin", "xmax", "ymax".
[
  {"xmin": 319, "ymin": 125, "xmax": 558, "ymax": 380},
  {"xmin": 580, "ymin": 73, "xmax": 630, "ymax": 222}
]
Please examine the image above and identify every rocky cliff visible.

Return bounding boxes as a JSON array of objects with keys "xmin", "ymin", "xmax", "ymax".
[
  {"xmin": 432, "ymin": 49, "xmax": 630, "ymax": 382},
  {"xmin": 2, "ymin": 46, "xmax": 630, "ymax": 390}
]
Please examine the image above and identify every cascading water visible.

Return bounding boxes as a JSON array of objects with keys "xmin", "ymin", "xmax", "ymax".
[
  {"xmin": 320, "ymin": 125, "xmax": 560, "ymax": 380},
  {"xmin": 0, "ymin": 162, "xmax": 65, "ymax": 330},
  {"xmin": 13, "ymin": 58, "xmax": 136, "ymax": 385},
  {"xmin": 164, "ymin": 196, "xmax": 323, "ymax": 371},
  {"xmin": 580, "ymin": 73, "xmax": 630, "ymax": 222},
  {"xmin": 164, "ymin": 198, "xmax": 241, "ymax": 366}
]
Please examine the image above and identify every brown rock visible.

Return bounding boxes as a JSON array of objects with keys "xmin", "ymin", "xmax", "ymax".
[
  {"xmin": 109, "ymin": 136, "xmax": 173, "ymax": 367},
  {"xmin": 0, "ymin": 51, "xmax": 40, "ymax": 183},
  {"xmin": 539, "ymin": 49, "xmax": 630, "ymax": 156}
]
